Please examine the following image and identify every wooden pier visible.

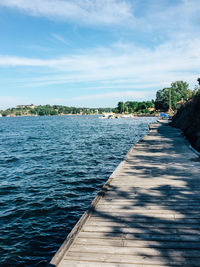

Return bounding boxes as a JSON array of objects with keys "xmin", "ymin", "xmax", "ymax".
[{"xmin": 50, "ymin": 122, "xmax": 200, "ymax": 266}]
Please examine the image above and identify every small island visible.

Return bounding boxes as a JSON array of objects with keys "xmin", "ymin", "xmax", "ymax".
[{"xmin": 0, "ymin": 100, "xmax": 155, "ymax": 117}]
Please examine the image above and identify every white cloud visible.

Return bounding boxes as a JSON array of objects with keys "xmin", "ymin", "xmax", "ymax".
[
  {"xmin": 0, "ymin": 37, "xmax": 200, "ymax": 91},
  {"xmin": 0, "ymin": 0, "xmax": 134, "ymax": 25},
  {"xmin": 70, "ymin": 90, "xmax": 152, "ymax": 101},
  {"xmin": 1, "ymin": 0, "xmax": 200, "ymax": 34},
  {"xmin": 52, "ymin": 33, "xmax": 69, "ymax": 45}
]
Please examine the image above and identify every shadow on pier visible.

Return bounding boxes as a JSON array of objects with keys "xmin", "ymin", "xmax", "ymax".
[{"xmin": 90, "ymin": 124, "xmax": 200, "ymax": 266}]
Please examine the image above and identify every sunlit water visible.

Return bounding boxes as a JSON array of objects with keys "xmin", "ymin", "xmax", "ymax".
[{"xmin": 0, "ymin": 115, "xmax": 157, "ymax": 266}]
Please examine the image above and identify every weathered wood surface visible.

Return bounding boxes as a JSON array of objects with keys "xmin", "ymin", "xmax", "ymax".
[{"xmin": 50, "ymin": 122, "xmax": 200, "ymax": 267}]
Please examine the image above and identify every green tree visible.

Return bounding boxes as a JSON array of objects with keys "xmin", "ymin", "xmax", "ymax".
[
  {"xmin": 137, "ymin": 102, "xmax": 147, "ymax": 111},
  {"xmin": 2, "ymin": 111, "xmax": 9, "ymax": 116},
  {"xmin": 155, "ymin": 88, "xmax": 170, "ymax": 111},
  {"xmin": 125, "ymin": 101, "xmax": 137, "ymax": 113},
  {"xmin": 50, "ymin": 110, "xmax": 58, "ymax": 115},
  {"xmin": 38, "ymin": 109, "xmax": 45, "ymax": 116},
  {"xmin": 117, "ymin": 102, "xmax": 125, "ymax": 113},
  {"xmin": 171, "ymin": 81, "xmax": 192, "ymax": 101},
  {"xmin": 155, "ymin": 81, "xmax": 192, "ymax": 111},
  {"xmin": 16, "ymin": 111, "xmax": 21, "ymax": 116}
]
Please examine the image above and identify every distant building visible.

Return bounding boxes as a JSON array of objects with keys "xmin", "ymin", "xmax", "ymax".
[{"xmin": 16, "ymin": 104, "xmax": 35, "ymax": 109}]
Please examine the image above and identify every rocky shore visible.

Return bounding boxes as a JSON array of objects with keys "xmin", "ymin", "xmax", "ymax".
[{"xmin": 170, "ymin": 94, "xmax": 200, "ymax": 152}]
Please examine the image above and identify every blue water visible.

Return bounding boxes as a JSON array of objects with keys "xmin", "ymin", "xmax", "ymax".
[{"xmin": 0, "ymin": 115, "xmax": 157, "ymax": 266}]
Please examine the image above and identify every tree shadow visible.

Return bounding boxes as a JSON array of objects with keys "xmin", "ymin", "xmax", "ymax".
[{"xmin": 87, "ymin": 123, "xmax": 200, "ymax": 266}]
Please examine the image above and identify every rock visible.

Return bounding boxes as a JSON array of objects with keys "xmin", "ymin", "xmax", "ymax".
[{"xmin": 170, "ymin": 95, "xmax": 200, "ymax": 152}]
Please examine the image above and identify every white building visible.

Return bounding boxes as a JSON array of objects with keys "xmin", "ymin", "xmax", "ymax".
[{"xmin": 16, "ymin": 104, "xmax": 35, "ymax": 109}]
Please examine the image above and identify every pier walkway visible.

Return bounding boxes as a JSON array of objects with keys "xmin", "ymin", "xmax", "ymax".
[{"xmin": 50, "ymin": 122, "xmax": 200, "ymax": 266}]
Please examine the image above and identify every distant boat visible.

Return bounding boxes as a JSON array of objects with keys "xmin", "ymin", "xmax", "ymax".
[
  {"xmin": 99, "ymin": 113, "xmax": 135, "ymax": 119},
  {"xmin": 99, "ymin": 114, "xmax": 108, "ymax": 119},
  {"xmin": 121, "ymin": 114, "xmax": 135, "ymax": 118},
  {"xmin": 108, "ymin": 115, "xmax": 115, "ymax": 119},
  {"xmin": 99, "ymin": 113, "xmax": 113, "ymax": 119},
  {"xmin": 99, "ymin": 113, "xmax": 120, "ymax": 119}
]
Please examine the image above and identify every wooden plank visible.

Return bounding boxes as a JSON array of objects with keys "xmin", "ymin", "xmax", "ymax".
[
  {"xmin": 97, "ymin": 203, "xmax": 200, "ymax": 208},
  {"xmin": 89, "ymin": 216, "xmax": 200, "ymax": 224},
  {"xmin": 65, "ymin": 252, "xmax": 200, "ymax": 266},
  {"xmin": 86, "ymin": 220, "xmax": 200, "ymax": 229},
  {"xmin": 94, "ymin": 207, "xmax": 200, "ymax": 214},
  {"xmin": 105, "ymin": 188, "xmax": 200, "ymax": 192},
  {"xmin": 69, "ymin": 245, "xmax": 200, "ymax": 257},
  {"xmin": 98, "ymin": 201, "xmax": 200, "ymax": 206},
  {"xmin": 103, "ymin": 192, "xmax": 200, "ymax": 198},
  {"xmin": 103, "ymin": 184, "xmax": 199, "ymax": 188},
  {"xmin": 82, "ymin": 225, "xmax": 199, "ymax": 235},
  {"xmin": 78, "ymin": 231, "xmax": 200, "ymax": 241},
  {"xmin": 102, "ymin": 195, "xmax": 200, "ymax": 200},
  {"xmin": 76, "ymin": 237, "xmax": 200, "ymax": 249},
  {"xmin": 91, "ymin": 212, "xmax": 200, "ymax": 219},
  {"xmin": 60, "ymin": 260, "xmax": 147, "ymax": 267}
]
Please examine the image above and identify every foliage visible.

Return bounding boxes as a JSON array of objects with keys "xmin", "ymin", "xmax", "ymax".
[
  {"xmin": 171, "ymin": 81, "xmax": 192, "ymax": 100},
  {"xmin": 0, "ymin": 105, "xmax": 115, "ymax": 117},
  {"xmin": 117, "ymin": 102, "xmax": 126, "ymax": 113},
  {"xmin": 155, "ymin": 81, "xmax": 192, "ymax": 111},
  {"xmin": 117, "ymin": 100, "xmax": 154, "ymax": 114}
]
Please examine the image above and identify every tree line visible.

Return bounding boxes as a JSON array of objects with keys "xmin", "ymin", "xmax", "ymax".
[
  {"xmin": 0, "ymin": 105, "xmax": 114, "ymax": 117},
  {"xmin": 1, "ymin": 79, "xmax": 200, "ymax": 117}
]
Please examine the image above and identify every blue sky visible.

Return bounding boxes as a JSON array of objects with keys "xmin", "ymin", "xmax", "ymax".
[{"xmin": 0, "ymin": 0, "xmax": 200, "ymax": 109}]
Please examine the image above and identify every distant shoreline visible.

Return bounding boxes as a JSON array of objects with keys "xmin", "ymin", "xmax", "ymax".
[
  {"xmin": 0, "ymin": 113, "xmax": 157, "ymax": 118},
  {"xmin": 0, "ymin": 101, "xmax": 156, "ymax": 117}
]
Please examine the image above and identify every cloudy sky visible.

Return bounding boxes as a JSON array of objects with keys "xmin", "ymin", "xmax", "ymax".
[{"xmin": 0, "ymin": 0, "xmax": 200, "ymax": 109}]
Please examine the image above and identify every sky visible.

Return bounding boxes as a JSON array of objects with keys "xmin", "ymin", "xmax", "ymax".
[{"xmin": 0, "ymin": 0, "xmax": 200, "ymax": 109}]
